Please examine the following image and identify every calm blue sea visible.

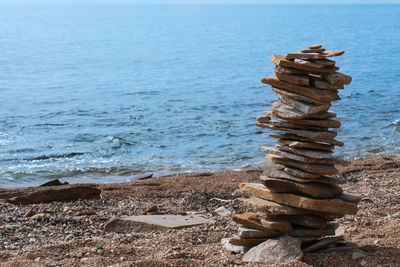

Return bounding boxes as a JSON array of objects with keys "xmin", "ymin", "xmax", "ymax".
[{"xmin": 0, "ymin": 4, "xmax": 399, "ymax": 187}]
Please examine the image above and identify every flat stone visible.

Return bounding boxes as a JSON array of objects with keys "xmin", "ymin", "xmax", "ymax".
[
  {"xmin": 261, "ymin": 167, "xmax": 342, "ymax": 184},
  {"xmin": 267, "ymin": 214, "xmax": 327, "ymax": 229},
  {"xmin": 236, "ymin": 197, "xmax": 341, "ymax": 220},
  {"xmin": 337, "ymin": 193, "xmax": 361, "ymax": 204},
  {"xmin": 240, "ymin": 183, "xmax": 357, "ymax": 215},
  {"xmin": 274, "ymin": 66, "xmax": 310, "ymax": 75},
  {"xmin": 272, "ymin": 87, "xmax": 322, "ymax": 105},
  {"xmin": 308, "ymin": 44, "xmax": 322, "ymax": 49},
  {"xmin": 294, "ymin": 58, "xmax": 325, "ymax": 68},
  {"xmin": 267, "ymin": 154, "xmax": 339, "ymax": 175},
  {"xmin": 265, "ymin": 110, "xmax": 341, "ymax": 128},
  {"xmin": 310, "ymin": 76, "xmax": 343, "ymax": 90},
  {"xmin": 302, "ymin": 236, "xmax": 344, "ymax": 253},
  {"xmin": 221, "ymin": 237, "xmax": 247, "ymax": 254},
  {"xmin": 271, "ymin": 54, "xmax": 336, "ymax": 74},
  {"xmin": 274, "ymin": 71, "xmax": 310, "ymax": 86},
  {"xmin": 309, "ymin": 58, "xmax": 335, "ymax": 66},
  {"xmin": 320, "ymin": 50, "xmax": 345, "ymax": 58},
  {"xmin": 287, "ymin": 52, "xmax": 326, "ymax": 60},
  {"xmin": 262, "ymin": 76, "xmax": 339, "ymax": 103},
  {"xmin": 275, "ymin": 144, "xmax": 333, "ymax": 159},
  {"xmin": 233, "ymin": 212, "xmax": 292, "ymax": 233},
  {"xmin": 290, "ymin": 223, "xmax": 337, "ymax": 237},
  {"xmin": 322, "ymin": 72, "xmax": 352, "ymax": 85},
  {"xmin": 283, "ymin": 167, "xmax": 323, "ymax": 179},
  {"xmin": 275, "ymin": 93, "xmax": 331, "ymax": 114},
  {"xmin": 103, "ymin": 215, "xmax": 214, "ymax": 232},
  {"xmin": 259, "ymin": 177, "xmax": 343, "ymax": 198},
  {"xmin": 279, "ymin": 140, "xmax": 335, "ymax": 151},
  {"xmin": 257, "ymin": 121, "xmax": 338, "ymax": 143},
  {"xmin": 242, "ymin": 234, "xmax": 303, "ymax": 264},
  {"xmin": 261, "ymin": 146, "xmax": 341, "ymax": 165},
  {"xmin": 270, "ymin": 102, "xmax": 336, "ymax": 120},
  {"xmin": 131, "ymin": 172, "xmax": 154, "ymax": 180},
  {"xmin": 256, "ymin": 116, "xmax": 270, "ymax": 123},
  {"xmin": 300, "ymin": 48, "xmax": 326, "ymax": 53},
  {"xmin": 229, "ymin": 236, "xmax": 268, "ymax": 247},
  {"xmin": 258, "ymin": 118, "xmax": 328, "ymax": 132},
  {"xmin": 239, "ymin": 226, "xmax": 276, "ymax": 238},
  {"xmin": 269, "ymin": 132, "xmax": 344, "ymax": 147}
]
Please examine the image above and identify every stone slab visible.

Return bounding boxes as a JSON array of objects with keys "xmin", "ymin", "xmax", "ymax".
[
  {"xmin": 259, "ymin": 118, "xmax": 328, "ymax": 132},
  {"xmin": 310, "ymin": 76, "xmax": 343, "ymax": 90},
  {"xmin": 271, "ymin": 102, "xmax": 337, "ymax": 120},
  {"xmin": 267, "ymin": 154, "xmax": 339, "ymax": 175},
  {"xmin": 233, "ymin": 212, "xmax": 292, "ymax": 233},
  {"xmin": 267, "ymin": 214, "xmax": 327, "ymax": 229},
  {"xmin": 261, "ymin": 167, "xmax": 342, "ymax": 184},
  {"xmin": 322, "ymin": 72, "xmax": 352, "ymax": 85},
  {"xmin": 269, "ymin": 132, "xmax": 344, "ymax": 147},
  {"xmin": 265, "ymin": 109, "xmax": 341, "ymax": 129},
  {"xmin": 309, "ymin": 58, "xmax": 335, "ymax": 66},
  {"xmin": 283, "ymin": 166, "xmax": 323, "ymax": 179},
  {"xmin": 236, "ymin": 197, "xmax": 341, "ymax": 220},
  {"xmin": 259, "ymin": 177, "xmax": 343, "ymax": 198},
  {"xmin": 275, "ymin": 144, "xmax": 333, "ymax": 159},
  {"xmin": 239, "ymin": 183, "xmax": 357, "ymax": 215},
  {"xmin": 272, "ymin": 87, "xmax": 322, "ymax": 105},
  {"xmin": 290, "ymin": 223, "xmax": 337, "ymax": 237},
  {"xmin": 103, "ymin": 215, "xmax": 214, "ymax": 232},
  {"xmin": 275, "ymin": 93, "xmax": 331, "ymax": 114},
  {"xmin": 271, "ymin": 54, "xmax": 336, "ymax": 74},
  {"xmin": 300, "ymin": 48, "xmax": 326, "ymax": 53},
  {"xmin": 274, "ymin": 66, "xmax": 310, "ymax": 75},
  {"xmin": 278, "ymin": 140, "xmax": 335, "ymax": 151},
  {"xmin": 302, "ymin": 236, "xmax": 344, "ymax": 253},
  {"xmin": 287, "ymin": 52, "xmax": 327, "ymax": 59},
  {"xmin": 229, "ymin": 236, "xmax": 267, "ymax": 247},
  {"xmin": 308, "ymin": 44, "xmax": 322, "ymax": 49},
  {"xmin": 275, "ymin": 71, "xmax": 310, "ymax": 86},
  {"xmin": 238, "ymin": 226, "xmax": 276, "ymax": 238},
  {"xmin": 262, "ymin": 76, "xmax": 339, "ymax": 103}
]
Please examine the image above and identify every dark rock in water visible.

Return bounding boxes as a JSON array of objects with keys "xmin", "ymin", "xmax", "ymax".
[
  {"xmin": 39, "ymin": 179, "xmax": 69, "ymax": 187},
  {"xmin": 130, "ymin": 172, "xmax": 153, "ymax": 180}
]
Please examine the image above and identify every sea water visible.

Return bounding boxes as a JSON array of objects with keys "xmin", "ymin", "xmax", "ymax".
[{"xmin": 1, "ymin": 4, "xmax": 399, "ymax": 187}]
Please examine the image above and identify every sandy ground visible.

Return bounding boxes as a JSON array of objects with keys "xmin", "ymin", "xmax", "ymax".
[{"xmin": 0, "ymin": 156, "xmax": 400, "ymax": 266}]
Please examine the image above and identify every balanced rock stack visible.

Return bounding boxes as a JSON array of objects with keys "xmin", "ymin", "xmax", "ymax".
[{"xmin": 229, "ymin": 45, "xmax": 360, "ymax": 252}]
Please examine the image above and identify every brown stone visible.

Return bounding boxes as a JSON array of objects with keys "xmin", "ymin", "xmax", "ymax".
[
  {"xmin": 290, "ymin": 223, "xmax": 337, "ymax": 237},
  {"xmin": 308, "ymin": 44, "xmax": 322, "ymax": 49},
  {"xmin": 267, "ymin": 214, "xmax": 327, "ymax": 229},
  {"xmin": 2, "ymin": 184, "xmax": 101, "ymax": 205},
  {"xmin": 300, "ymin": 48, "xmax": 326, "ymax": 53},
  {"xmin": 23, "ymin": 208, "xmax": 37, "ymax": 218},
  {"xmin": 274, "ymin": 71, "xmax": 310, "ymax": 86},
  {"xmin": 269, "ymin": 133, "xmax": 344, "ymax": 147},
  {"xmin": 322, "ymin": 72, "xmax": 352, "ymax": 85},
  {"xmin": 294, "ymin": 58, "xmax": 325, "ymax": 68},
  {"xmin": 256, "ymin": 116, "xmax": 270, "ymax": 123},
  {"xmin": 260, "ymin": 177, "xmax": 343, "ymax": 198},
  {"xmin": 240, "ymin": 183, "xmax": 357, "ymax": 215},
  {"xmin": 233, "ymin": 212, "xmax": 292, "ymax": 233},
  {"xmin": 274, "ymin": 93, "xmax": 331, "ymax": 114},
  {"xmin": 283, "ymin": 167, "xmax": 322, "ymax": 179},
  {"xmin": 310, "ymin": 58, "xmax": 335, "ymax": 66},
  {"xmin": 262, "ymin": 77, "xmax": 339, "ymax": 103},
  {"xmin": 320, "ymin": 50, "xmax": 345, "ymax": 58},
  {"xmin": 271, "ymin": 87, "xmax": 322, "ymax": 105},
  {"xmin": 265, "ymin": 109, "xmax": 341, "ymax": 128},
  {"xmin": 271, "ymin": 55, "xmax": 336, "ymax": 74},
  {"xmin": 257, "ymin": 121, "xmax": 338, "ymax": 143},
  {"xmin": 261, "ymin": 146, "xmax": 342, "ymax": 166},
  {"xmin": 103, "ymin": 215, "xmax": 214, "ymax": 232},
  {"xmin": 261, "ymin": 167, "xmax": 342, "ymax": 184},
  {"xmin": 260, "ymin": 119, "xmax": 328, "ymax": 132},
  {"xmin": 236, "ymin": 197, "xmax": 341, "ymax": 220},
  {"xmin": 274, "ymin": 66, "xmax": 310, "ymax": 75},
  {"xmin": 229, "ymin": 236, "xmax": 267, "ymax": 247},
  {"xmin": 239, "ymin": 226, "xmax": 275, "ymax": 238},
  {"xmin": 275, "ymin": 144, "xmax": 333, "ymax": 159},
  {"xmin": 287, "ymin": 52, "xmax": 326, "ymax": 60},
  {"xmin": 337, "ymin": 193, "xmax": 361, "ymax": 204},
  {"xmin": 270, "ymin": 102, "xmax": 336, "ymax": 120},
  {"xmin": 310, "ymin": 76, "xmax": 343, "ymax": 90},
  {"xmin": 278, "ymin": 140, "xmax": 335, "ymax": 151},
  {"xmin": 266, "ymin": 154, "xmax": 339, "ymax": 175}
]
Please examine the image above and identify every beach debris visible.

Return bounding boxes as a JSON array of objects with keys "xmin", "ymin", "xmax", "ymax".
[
  {"xmin": 23, "ymin": 208, "xmax": 37, "ymax": 218},
  {"xmin": 242, "ymin": 234, "xmax": 302, "ymax": 264},
  {"xmin": 1, "ymin": 184, "xmax": 101, "ymax": 204},
  {"xmin": 103, "ymin": 214, "xmax": 215, "ymax": 232},
  {"xmin": 39, "ymin": 179, "xmax": 69, "ymax": 187},
  {"xmin": 141, "ymin": 205, "xmax": 158, "ymax": 215},
  {"xmin": 31, "ymin": 213, "xmax": 45, "ymax": 221},
  {"xmin": 214, "ymin": 206, "xmax": 232, "ymax": 217},
  {"xmin": 228, "ymin": 45, "xmax": 359, "ymax": 254}
]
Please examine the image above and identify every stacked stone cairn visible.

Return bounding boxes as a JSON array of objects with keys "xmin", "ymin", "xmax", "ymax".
[{"xmin": 229, "ymin": 45, "xmax": 360, "ymax": 252}]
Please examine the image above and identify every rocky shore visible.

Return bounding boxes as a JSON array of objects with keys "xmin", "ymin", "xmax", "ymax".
[{"xmin": 1, "ymin": 156, "xmax": 399, "ymax": 266}]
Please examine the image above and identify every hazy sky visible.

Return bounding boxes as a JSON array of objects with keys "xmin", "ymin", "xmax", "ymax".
[{"xmin": 2, "ymin": 0, "xmax": 400, "ymax": 4}]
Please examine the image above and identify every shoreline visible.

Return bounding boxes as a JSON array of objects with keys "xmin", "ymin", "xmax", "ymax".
[{"xmin": 1, "ymin": 156, "xmax": 400, "ymax": 266}]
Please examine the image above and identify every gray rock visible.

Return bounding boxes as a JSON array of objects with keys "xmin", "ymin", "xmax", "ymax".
[
  {"xmin": 221, "ymin": 238, "xmax": 247, "ymax": 254},
  {"xmin": 242, "ymin": 234, "xmax": 303, "ymax": 264}
]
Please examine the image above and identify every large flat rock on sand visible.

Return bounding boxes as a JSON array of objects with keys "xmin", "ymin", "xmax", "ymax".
[{"xmin": 104, "ymin": 215, "xmax": 214, "ymax": 232}]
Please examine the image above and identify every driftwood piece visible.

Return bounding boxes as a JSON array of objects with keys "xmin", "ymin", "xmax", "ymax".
[{"xmin": 0, "ymin": 184, "xmax": 101, "ymax": 204}]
